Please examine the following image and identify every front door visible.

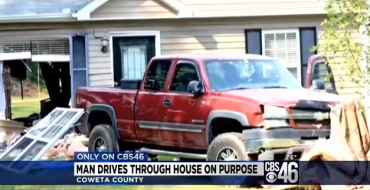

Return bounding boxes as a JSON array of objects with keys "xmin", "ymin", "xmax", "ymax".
[
  {"xmin": 161, "ymin": 60, "xmax": 209, "ymax": 149},
  {"xmin": 112, "ymin": 36, "xmax": 155, "ymax": 86}
]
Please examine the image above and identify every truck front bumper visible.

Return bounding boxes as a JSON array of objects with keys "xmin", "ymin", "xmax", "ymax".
[{"xmin": 242, "ymin": 128, "xmax": 330, "ymax": 160}]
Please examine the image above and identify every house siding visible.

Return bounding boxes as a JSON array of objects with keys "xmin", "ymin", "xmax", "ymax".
[
  {"xmin": 86, "ymin": 16, "xmax": 359, "ymax": 98},
  {"xmin": 316, "ymin": 27, "xmax": 362, "ymax": 99},
  {"xmin": 0, "ymin": 15, "xmax": 360, "ymax": 99},
  {"xmin": 90, "ymin": 0, "xmax": 177, "ymax": 19},
  {"xmin": 181, "ymin": 0, "xmax": 327, "ymax": 17}
]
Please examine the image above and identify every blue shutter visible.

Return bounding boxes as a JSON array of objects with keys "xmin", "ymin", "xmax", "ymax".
[
  {"xmin": 299, "ymin": 27, "xmax": 317, "ymax": 86},
  {"xmin": 70, "ymin": 35, "xmax": 89, "ymax": 107},
  {"xmin": 245, "ymin": 29, "xmax": 262, "ymax": 55}
]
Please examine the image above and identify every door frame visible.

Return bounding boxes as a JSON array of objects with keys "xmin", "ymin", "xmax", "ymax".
[{"xmin": 109, "ymin": 31, "xmax": 161, "ymax": 87}]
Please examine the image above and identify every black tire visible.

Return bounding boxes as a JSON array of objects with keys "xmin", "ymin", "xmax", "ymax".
[
  {"xmin": 207, "ymin": 133, "xmax": 254, "ymax": 186},
  {"xmin": 88, "ymin": 124, "xmax": 120, "ymax": 152},
  {"xmin": 207, "ymin": 132, "xmax": 249, "ymax": 161}
]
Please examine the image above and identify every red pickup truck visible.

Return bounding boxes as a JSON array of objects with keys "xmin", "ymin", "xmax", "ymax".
[{"xmin": 75, "ymin": 54, "xmax": 344, "ymax": 161}]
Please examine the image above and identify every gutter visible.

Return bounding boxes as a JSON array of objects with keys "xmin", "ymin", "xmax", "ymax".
[{"xmin": 0, "ymin": 13, "xmax": 75, "ymax": 23}]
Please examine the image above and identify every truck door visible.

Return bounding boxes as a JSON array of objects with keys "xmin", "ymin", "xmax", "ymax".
[
  {"xmin": 305, "ymin": 55, "xmax": 337, "ymax": 94},
  {"xmin": 135, "ymin": 59, "xmax": 173, "ymax": 143},
  {"xmin": 161, "ymin": 60, "xmax": 209, "ymax": 149}
]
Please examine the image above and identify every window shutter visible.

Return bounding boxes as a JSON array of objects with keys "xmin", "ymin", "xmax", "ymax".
[
  {"xmin": 245, "ymin": 29, "xmax": 262, "ymax": 54},
  {"xmin": 71, "ymin": 35, "xmax": 88, "ymax": 107},
  {"xmin": 262, "ymin": 29, "xmax": 301, "ymax": 82},
  {"xmin": 299, "ymin": 27, "xmax": 317, "ymax": 87}
]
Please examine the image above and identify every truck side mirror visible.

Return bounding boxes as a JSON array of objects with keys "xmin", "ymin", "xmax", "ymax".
[
  {"xmin": 187, "ymin": 80, "xmax": 204, "ymax": 96},
  {"xmin": 311, "ymin": 79, "xmax": 325, "ymax": 90}
]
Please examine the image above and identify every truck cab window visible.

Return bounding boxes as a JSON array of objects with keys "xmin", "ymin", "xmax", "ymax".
[
  {"xmin": 312, "ymin": 62, "xmax": 334, "ymax": 90},
  {"xmin": 144, "ymin": 60, "xmax": 172, "ymax": 91},
  {"xmin": 170, "ymin": 63, "xmax": 199, "ymax": 92}
]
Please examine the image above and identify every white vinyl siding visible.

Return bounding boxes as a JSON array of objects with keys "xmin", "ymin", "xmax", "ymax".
[{"xmin": 262, "ymin": 29, "xmax": 301, "ymax": 83}]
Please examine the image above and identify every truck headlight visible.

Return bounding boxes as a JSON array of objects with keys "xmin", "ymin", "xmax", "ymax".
[
  {"xmin": 264, "ymin": 105, "xmax": 287, "ymax": 116},
  {"xmin": 262, "ymin": 105, "xmax": 290, "ymax": 128}
]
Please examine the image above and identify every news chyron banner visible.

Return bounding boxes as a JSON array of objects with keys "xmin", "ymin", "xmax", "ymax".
[
  {"xmin": 73, "ymin": 152, "xmax": 266, "ymax": 185},
  {"xmin": 0, "ymin": 152, "xmax": 369, "ymax": 185}
]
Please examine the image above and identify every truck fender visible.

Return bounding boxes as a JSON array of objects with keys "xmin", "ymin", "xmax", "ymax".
[
  {"xmin": 87, "ymin": 104, "xmax": 120, "ymax": 140},
  {"xmin": 206, "ymin": 110, "xmax": 249, "ymax": 144}
]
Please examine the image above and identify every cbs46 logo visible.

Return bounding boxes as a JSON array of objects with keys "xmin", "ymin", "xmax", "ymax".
[{"xmin": 265, "ymin": 162, "xmax": 298, "ymax": 184}]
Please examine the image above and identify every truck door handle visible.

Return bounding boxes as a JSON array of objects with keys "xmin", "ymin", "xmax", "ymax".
[{"xmin": 163, "ymin": 99, "xmax": 171, "ymax": 106}]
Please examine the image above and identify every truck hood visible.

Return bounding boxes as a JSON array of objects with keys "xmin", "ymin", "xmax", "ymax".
[{"xmin": 226, "ymin": 88, "xmax": 345, "ymax": 106}]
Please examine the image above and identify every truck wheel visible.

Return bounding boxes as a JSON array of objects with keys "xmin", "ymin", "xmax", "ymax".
[
  {"xmin": 88, "ymin": 124, "xmax": 119, "ymax": 152},
  {"xmin": 207, "ymin": 133, "xmax": 253, "ymax": 186},
  {"xmin": 207, "ymin": 133, "xmax": 249, "ymax": 161}
]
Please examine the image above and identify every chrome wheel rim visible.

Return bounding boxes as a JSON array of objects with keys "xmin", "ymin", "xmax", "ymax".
[
  {"xmin": 217, "ymin": 147, "xmax": 238, "ymax": 161},
  {"xmin": 94, "ymin": 137, "xmax": 107, "ymax": 152}
]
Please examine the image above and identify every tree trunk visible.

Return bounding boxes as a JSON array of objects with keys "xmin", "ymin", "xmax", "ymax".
[{"xmin": 2, "ymin": 63, "xmax": 11, "ymax": 120}]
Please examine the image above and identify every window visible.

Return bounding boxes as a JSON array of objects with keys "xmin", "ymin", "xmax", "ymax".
[
  {"xmin": 262, "ymin": 29, "xmax": 301, "ymax": 82},
  {"xmin": 112, "ymin": 36, "xmax": 155, "ymax": 86},
  {"xmin": 120, "ymin": 44, "xmax": 147, "ymax": 80},
  {"xmin": 312, "ymin": 61, "xmax": 334, "ymax": 90},
  {"xmin": 144, "ymin": 60, "xmax": 172, "ymax": 91},
  {"xmin": 170, "ymin": 63, "xmax": 199, "ymax": 92}
]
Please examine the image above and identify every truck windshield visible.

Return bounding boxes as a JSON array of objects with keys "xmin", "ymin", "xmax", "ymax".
[{"xmin": 204, "ymin": 59, "xmax": 303, "ymax": 91}]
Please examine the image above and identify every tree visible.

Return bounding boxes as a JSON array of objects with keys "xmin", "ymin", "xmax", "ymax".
[{"xmin": 318, "ymin": 0, "xmax": 370, "ymax": 116}]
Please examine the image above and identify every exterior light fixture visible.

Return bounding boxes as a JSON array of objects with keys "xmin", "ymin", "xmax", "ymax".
[{"xmin": 101, "ymin": 38, "xmax": 109, "ymax": 53}]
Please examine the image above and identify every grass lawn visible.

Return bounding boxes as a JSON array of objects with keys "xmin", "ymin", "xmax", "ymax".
[
  {"xmin": 12, "ymin": 101, "xmax": 40, "ymax": 118},
  {"xmin": 11, "ymin": 95, "xmax": 48, "ymax": 118}
]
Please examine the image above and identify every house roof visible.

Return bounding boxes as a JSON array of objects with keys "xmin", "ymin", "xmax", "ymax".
[{"xmin": 0, "ymin": 0, "xmax": 92, "ymax": 22}]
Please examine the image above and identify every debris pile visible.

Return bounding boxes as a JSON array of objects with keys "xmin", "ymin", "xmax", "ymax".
[
  {"xmin": 1, "ymin": 131, "xmax": 89, "ymax": 160},
  {"xmin": 0, "ymin": 119, "xmax": 24, "ymax": 153},
  {"xmin": 46, "ymin": 132, "xmax": 89, "ymax": 160},
  {"xmin": 0, "ymin": 108, "xmax": 86, "ymax": 161}
]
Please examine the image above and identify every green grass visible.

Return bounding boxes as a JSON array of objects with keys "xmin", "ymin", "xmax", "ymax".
[
  {"xmin": 11, "ymin": 95, "xmax": 48, "ymax": 118},
  {"xmin": 12, "ymin": 101, "xmax": 40, "ymax": 118}
]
